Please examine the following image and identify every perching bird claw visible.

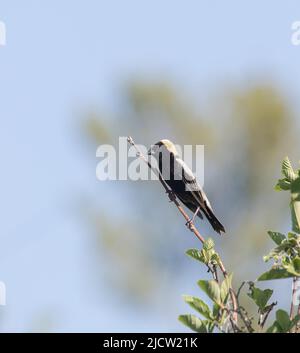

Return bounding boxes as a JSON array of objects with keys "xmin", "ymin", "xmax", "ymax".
[
  {"xmin": 185, "ymin": 219, "xmax": 194, "ymax": 230},
  {"xmin": 185, "ymin": 207, "xmax": 200, "ymax": 229},
  {"xmin": 166, "ymin": 189, "xmax": 176, "ymax": 202}
]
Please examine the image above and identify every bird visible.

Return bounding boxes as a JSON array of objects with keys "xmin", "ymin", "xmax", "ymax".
[{"xmin": 148, "ymin": 139, "xmax": 225, "ymax": 234}]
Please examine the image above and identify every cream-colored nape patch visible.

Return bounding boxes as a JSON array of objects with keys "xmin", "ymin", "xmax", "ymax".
[{"xmin": 161, "ymin": 139, "xmax": 178, "ymax": 156}]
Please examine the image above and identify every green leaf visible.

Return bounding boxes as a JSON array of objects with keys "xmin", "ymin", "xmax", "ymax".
[
  {"xmin": 263, "ymin": 251, "xmax": 277, "ymax": 263},
  {"xmin": 283, "ymin": 257, "xmax": 300, "ymax": 276},
  {"xmin": 293, "ymin": 257, "xmax": 300, "ymax": 273},
  {"xmin": 220, "ymin": 273, "xmax": 233, "ymax": 303},
  {"xmin": 206, "ymin": 320, "xmax": 216, "ymax": 333},
  {"xmin": 258, "ymin": 268, "xmax": 294, "ymax": 281},
  {"xmin": 198, "ymin": 280, "xmax": 221, "ymax": 306},
  {"xmin": 291, "ymin": 314, "xmax": 300, "ymax": 329},
  {"xmin": 276, "ymin": 310, "xmax": 291, "ymax": 332},
  {"xmin": 203, "ymin": 238, "xmax": 216, "ymax": 263},
  {"xmin": 186, "ymin": 248, "xmax": 205, "ymax": 263},
  {"xmin": 183, "ymin": 295, "xmax": 212, "ymax": 320},
  {"xmin": 178, "ymin": 315, "xmax": 207, "ymax": 333},
  {"xmin": 247, "ymin": 286, "xmax": 273, "ymax": 311},
  {"xmin": 291, "ymin": 177, "xmax": 300, "ymax": 194},
  {"xmin": 282, "ymin": 157, "xmax": 297, "ymax": 182},
  {"xmin": 267, "ymin": 231, "xmax": 286, "ymax": 245},
  {"xmin": 291, "ymin": 201, "xmax": 300, "ymax": 234},
  {"xmin": 274, "ymin": 178, "xmax": 291, "ymax": 191},
  {"xmin": 287, "ymin": 232, "xmax": 298, "ymax": 239},
  {"xmin": 210, "ymin": 253, "xmax": 221, "ymax": 265},
  {"xmin": 266, "ymin": 321, "xmax": 283, "ymax": 333},
  {"xmin": 212, "ymin": 303, "xmax": 220, "ymax": 320},
  {"xmin": 263, "ymin": 249, "xmax": 279, "ymax": 262},
  {"xmin": 203, "ymin": 238, "xmax": 214, "ymax": 252}
]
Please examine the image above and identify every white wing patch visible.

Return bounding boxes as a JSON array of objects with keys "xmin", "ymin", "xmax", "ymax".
[
  {"xmin": 174, "ymin": 157, "xmax": 195, "ymax": 182},
  {"xmin": 175, "ymin": 157, "xmax": 213, "ymax": 211}
]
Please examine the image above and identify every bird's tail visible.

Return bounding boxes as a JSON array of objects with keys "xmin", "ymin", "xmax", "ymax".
[{"xmin": 203, "ymin": 205, "xmax": 225, "ymax": 234}]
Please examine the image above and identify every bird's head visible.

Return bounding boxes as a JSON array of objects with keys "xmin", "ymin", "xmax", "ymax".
[{"xmin": 148, "ymin": 139, "xmax": 178, "ymax": 157}]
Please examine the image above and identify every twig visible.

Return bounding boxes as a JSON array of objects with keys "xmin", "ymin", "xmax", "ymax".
[
  {"xmin": 228, "ymin": 316, "xmax": 242, "ymax": 333},
  {"xmin": 297, "ymin": 280, "xmax": 300, "ymax": 333},
  {"xmin": 236, "ymin": 281, "xmax": 246, "ymax": 299},
  {"xmin": 127, "ymin": 136, "xmax": 239, "ymax": 325},
  {"xmin": 259, "ymin": 302, "xmax": 277, "ymax": 330},
  {"xmin": 224, "ymin": 306, "xmax": 252, "ymax": 333},
  {"xmin": 290, "ymin": 277, "xmax": 297, "ymax": 320},
  {"xmin": 290, "ymin": 277, "xmax": 300, "ymax": 333},
  {"xmin": 238, "ymin": 307, "xmax": 254, "ymax": 333},
  {"xmin": 212, "ymin": 264, "xmax": 219, "ymax": 283},
  {"xmin": 229, "ymin": 280, "xmax": 254, "ymax": 332}
]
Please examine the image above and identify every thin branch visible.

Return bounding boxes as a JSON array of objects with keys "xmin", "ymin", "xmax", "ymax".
[
  {"xmin": 297, "ymin": 281, "xmax": 300, "ymax": 333},
  {"xmin": 224, "ymin": 306, "xmax": 252, "ymax": 333},
  {"xmin": 228, "ymin": 316, "xmax": 242, "ymax": 333},
  {"xmin": 230, "ymin": 282, "xmax": 254, "ymax": 333},
  {"xmin": 232, "ymin": 281, "xmax": 255, "ymax": 333},
  {"xmin": 238, "ymin": 307, "xmax": 255, "ymax": 333},
  {"xmin": 291, "ymin": 277, "xmax": 300, "ymax": 333},
  {"xmin": 236, "ymin": 281, "xmax": 246, "ymax": 299},
  {"xmin": 212, "ymin": 264, "xmax": 219, "ymax": 283},
  {"xmin": 290, "ymin": 277, "xmax": 297, "ymax": 320},
  {"xmin": 259, "ymin": 302, "xmax": 277, "ymax": 330},
  {"xmin": 127, "ymin": 136, "xmax": 239, "ymax": 325}
]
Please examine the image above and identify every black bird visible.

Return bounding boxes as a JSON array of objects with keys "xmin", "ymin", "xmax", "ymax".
[{"xmin": 148, "ymin": 139, "xmax": 225, "ymax": 234}]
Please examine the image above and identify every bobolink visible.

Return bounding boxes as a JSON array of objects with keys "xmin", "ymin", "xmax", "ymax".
[{"xmin": 148, "ymin": 139, "xmax": 225, "ymax": 234}]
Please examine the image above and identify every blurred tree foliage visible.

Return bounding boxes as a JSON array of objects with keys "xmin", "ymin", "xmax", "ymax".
[
  {"xmin": 180, "ymin": 157, "xmax": 300, "ymax": 333},
  {"xmin": 82, "ymin": 79, "xmax": 299, "ymax": 313}
]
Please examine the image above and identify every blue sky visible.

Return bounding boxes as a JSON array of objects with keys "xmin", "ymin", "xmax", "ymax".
[{"xmin": 0, "ymin": 0, "xmax": 299, "ymax": 331}]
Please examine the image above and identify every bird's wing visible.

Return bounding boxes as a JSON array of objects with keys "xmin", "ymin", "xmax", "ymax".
[
  {"xmin": 172, "ymin": 156, "xmax": 225, "ymax": 233},
  {"xmin": 174, "ymin": 157, "xmax": 211, "ymax": 209}
]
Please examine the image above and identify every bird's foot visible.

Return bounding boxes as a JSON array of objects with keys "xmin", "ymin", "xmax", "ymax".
[
  {"xmin": 185, "ymin": 219, "xmax": 194, "ymax": 229},
  {"xmin": 186, "ymin": 209, "xmax": 200, "ymax": 229},
  {"xmin": 192, "ymin": 207, "xmax": 200, "ymax": 222},
  {"xmin": 166, "ymin": 189, "xmax": 176, "ymax": 202}
]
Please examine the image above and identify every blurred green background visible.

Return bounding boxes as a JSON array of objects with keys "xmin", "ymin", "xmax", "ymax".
[{"xmin": 0, "ymin": 0, "xmax": 299, "ymax": 332}]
